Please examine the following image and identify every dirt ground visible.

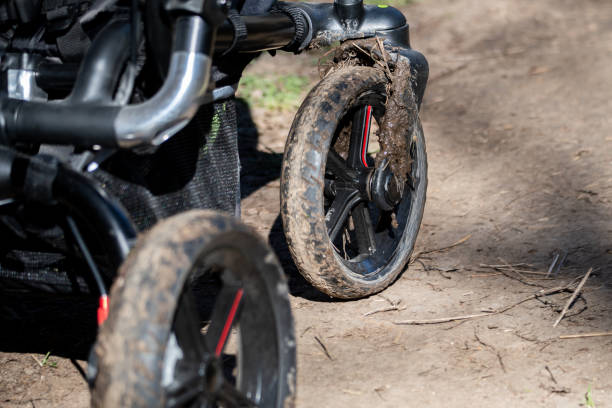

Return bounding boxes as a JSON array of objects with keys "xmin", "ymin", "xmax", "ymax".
[{"xmin": 2, "ymin": 0, "xmax": 612, "ymax": 406}]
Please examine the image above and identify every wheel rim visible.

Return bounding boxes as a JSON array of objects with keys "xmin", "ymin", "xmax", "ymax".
[
  {"xmin": 162, "ymin": 245, "xmax": 282, "ymax": 407},
  {"xmin": 324, "ymin": 92, "xmax": 420, "ymax": 277}
]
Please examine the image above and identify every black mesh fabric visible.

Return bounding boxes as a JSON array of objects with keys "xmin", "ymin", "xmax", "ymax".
[
  {"xmin": 93, "ymin": 99, "xmax": 241, "ymax": 230},
  {"xmin": 0, "ymin": 98, "xmax": 241, "ymax": 293}
]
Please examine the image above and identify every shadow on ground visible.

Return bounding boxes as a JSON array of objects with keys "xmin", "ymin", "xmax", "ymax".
[
  {"xmin": 0, "ymin": 293, "xmax": 97, "ymax": 359},
  {"xmin": 237, "ymin": 98, "xmax": 335, "ymax": 301},
  {"xmin": 417, "ymin": 0, "xmax": 612, "ymax": 280},
  {"xmin": 237, "ymin": 98, "xmax": 283, "ymax": 199}
]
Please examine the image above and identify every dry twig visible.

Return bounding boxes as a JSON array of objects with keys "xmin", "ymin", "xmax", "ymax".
[
  {"xmin": 394, "ymin": 284, "xmax": 572, "ymax": 325},
  {"xmin": 480, "ymin": 262, "xmax": 533, "ymax": 268},
  {"xmin": 378, "ymin": 294, "xmax": 401, "ymax": 307},
  {"xmin": 471, "ymin": 272, "xmax": 502, "ymax": 278},
  {"xmin": 375, "ymin": 37, "xmax": 393, "ymax": 79},
  {"xmin": 554, "ymin": 252, "xmax": 568, "ymax": 275},
  {"xmin": 545, "ymin": 365, "xmax": 558, "ymax": 384},
  {"xmin": 363, "ymin": 306, "xmax": 406, "ymax": 317},
  {"xmin": 545, "ymin": 251, "xmax": 567, "ymax": 278},
  {"xmin": 553, "ymin": 267, "xmax": 593, "ymax": 327},
  {"xmin": 545, "ymin": 253, "xmax": 560, "ymax": 278},
  {"xmin": 341, "ymin": 389, "xmax": 363, "ymax": 396},
  {"xmin": 480, "ymin": 266, "xmax": 551, "ymax": 276},
  {"xmin": 496, "ymin": 258, "xmax": 543, "ymax": 287},
  {"xmin": 410, "ymin": 233, "xmax": 472, "ymax": 263},
  {"xmin": 474, "ymin": 329, "xmax": 506, "ymax": 373},
  {"xmin": 314, "ymin": 336, "xmax": 334, "ymax": 360},
  {"xmin": 559, "ymin": 331, "xmax": 612, "ymax": 339}
]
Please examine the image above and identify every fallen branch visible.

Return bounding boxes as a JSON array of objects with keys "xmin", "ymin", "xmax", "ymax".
[
  {"xmin": 559, "ymin": 332, "xmax": 612, "ymax": 339},
  {"xmin": 394, "ymin": 285, "xmax": 571, "ymax": 325},
  {"xmin": 553, "ymin": 267, "xmax": 593, "ymax": 327}
]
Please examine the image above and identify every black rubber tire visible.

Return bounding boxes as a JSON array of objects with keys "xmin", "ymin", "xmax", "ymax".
[
  {"xmin": 281, "ymin": 66, "xmax": 427, "ymax": 299},
  {"xmin": 91, "ymin": 210, "xmax": 296, "ymax": 407}
]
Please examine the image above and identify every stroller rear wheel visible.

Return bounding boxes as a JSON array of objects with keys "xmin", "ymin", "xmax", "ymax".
[
  {"xmin": 281, "ymin": 66, "xmax": 427, "ymax": 299},
  {"xmin": 91, "ymin": 210, "xmax": 296, "ymax": 407}
]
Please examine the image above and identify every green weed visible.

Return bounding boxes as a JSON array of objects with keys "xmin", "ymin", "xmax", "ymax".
[
  {"xmin": 32, "ymin": 351, "xmax": 58, "ymax": 368},
  {"xmin": 585, "ymin": 385, "xmax": 596, "ymax": 408},
  {"xmin": 237, "ymin": 74, "xmax": 310, "ymax": 111}
]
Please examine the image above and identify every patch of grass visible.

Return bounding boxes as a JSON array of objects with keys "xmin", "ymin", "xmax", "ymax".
[
  {"xmin": 237, "ymin": 74, "xmax": 310, "ymax": 111},
  {"xmin": 585, "ymin": 385, "xmax": 596, "ymax": 408},
  {"xmin": 32, "ymin": 351, "xmax": 58, "ymax": 368}
]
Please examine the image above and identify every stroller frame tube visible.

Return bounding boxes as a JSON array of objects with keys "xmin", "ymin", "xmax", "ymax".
[{"xmin": 0, "ymin": 0, "xmax": 428, "ymax": 148}]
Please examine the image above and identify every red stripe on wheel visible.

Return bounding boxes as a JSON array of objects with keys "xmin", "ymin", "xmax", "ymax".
[
  {"xmin": 97, "ymin": 295, "xmax": 109, "ymax": 326},
  {"xmin": 215, "ymin": 288, "xmax": 244, "ymax": 357},
  {"xmin": 361, "ymin": 105, "xmax": 372, "ymax": 167}
]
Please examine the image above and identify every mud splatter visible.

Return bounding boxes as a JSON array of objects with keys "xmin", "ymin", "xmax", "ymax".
[{"xmin": 323, "ymin": 38, "xmax": 417, "ymax": 183}]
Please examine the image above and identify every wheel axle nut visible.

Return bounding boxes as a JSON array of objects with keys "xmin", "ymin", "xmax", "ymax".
[{"xmin": 371, "ymin": 161, "xmax": 403, "ymax": 211}]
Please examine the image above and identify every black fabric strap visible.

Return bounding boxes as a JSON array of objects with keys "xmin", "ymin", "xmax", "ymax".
[{"xmin": 23, "ymin": 155, "xmax": 59, "ymax": 203}]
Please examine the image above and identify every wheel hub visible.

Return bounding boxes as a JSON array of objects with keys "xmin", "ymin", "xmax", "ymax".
[{"xmin": 370, "ymin": 161, "xmax": 404, "ymax": 211}]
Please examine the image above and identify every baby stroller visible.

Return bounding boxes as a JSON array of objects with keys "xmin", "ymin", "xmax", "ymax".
[{"xmin": 0, "ymin": 0, "xmax": 428, "ymax": 406}]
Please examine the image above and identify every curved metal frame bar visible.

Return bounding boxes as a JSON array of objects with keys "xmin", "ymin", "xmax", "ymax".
[{"xmin": 115, "ymin": 15, "xmax": 213, "ymax": 147}]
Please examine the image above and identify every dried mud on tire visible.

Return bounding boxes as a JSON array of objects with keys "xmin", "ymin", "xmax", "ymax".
[
  {"xmin": 281, "ymin": 66, "xmax": 427, "ymax": 299},
  {"xmin": 91, "ymin": 210, "xmax": 296, "ymax": 408}
]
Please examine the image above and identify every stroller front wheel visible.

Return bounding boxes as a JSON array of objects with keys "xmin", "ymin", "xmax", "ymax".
[{"xmin": 281, "ymin": 66, "xmax": 427, "ymax": 299}]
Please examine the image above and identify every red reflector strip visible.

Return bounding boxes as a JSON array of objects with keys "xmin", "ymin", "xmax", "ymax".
[
  {"xmin": 361, "ymin": 105, "xmax": 372, "ymax": 167},
  {"xmin": 215, "ymin": 288, "xmax": 244, "ymax": 357},
  {"xmin": 97, "ymin": 294, "xmax": 109, "ymax": 326}
]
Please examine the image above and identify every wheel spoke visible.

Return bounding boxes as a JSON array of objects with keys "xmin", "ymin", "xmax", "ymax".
[
  {"xmin": 352, "ymin": 203, "xmax": 376, "ymax": 255},
  {"xmin": 324, "ymin": 178, "xmax": 336, "ymax": 200},
  {"xmin": 326, "ymin": 188, "xmax": 361, "ymax": 242},
  {"xmin": 348, "ymin": 105, "xmax": 373, "ymax": 169},
  {"xmin": 174, "ymin": 289, "xmax": 207, "ymax": 361},
  {"xmin": 166, "ymin": 372, "xmax": 205, "ymax": 408},
  {"xmin": 216, "ymin": 381, "xmax": 257, "ymax": 408},
  {"xmin": 204, "ymin": 285, "xmax": 244, "ymax": 357},
  {"xmin": 375, "ymin": 210, "xmax": 393, "ymax": 233},
  {"xmin": 326, "ymin": 150, "xmax": 358, "ymax": 181}
]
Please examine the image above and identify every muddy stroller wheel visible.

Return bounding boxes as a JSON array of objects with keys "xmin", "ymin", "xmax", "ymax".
[
  {"xmin": 281, "ymin": 66, "xmax": 427, "ymax": 299},
  {"xmin": 90, "ymin": 210, "xmax": 296, "ymax": 407}
]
